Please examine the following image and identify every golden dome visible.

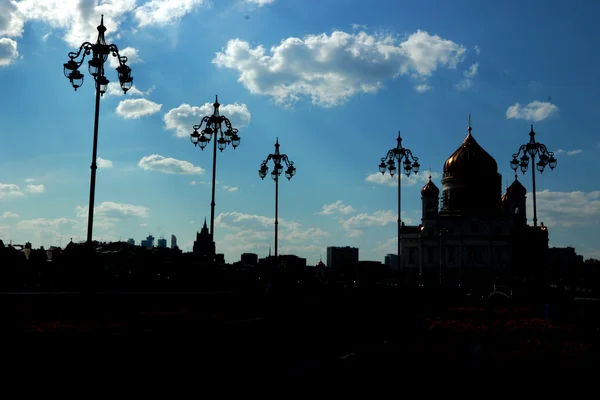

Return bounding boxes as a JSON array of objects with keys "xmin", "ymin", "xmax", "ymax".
[
  {"xmin": 443, "ymin": 127, "xmax": 498, "ymax": 176},
  {"xmin": 421, "ymin": 176, "xmax": 440, "ymax": 197}
]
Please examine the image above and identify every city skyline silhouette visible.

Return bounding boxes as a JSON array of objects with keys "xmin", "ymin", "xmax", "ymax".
[{"xmin": 1, "ymin": 0, "xmax": 598, "ymax": 267}]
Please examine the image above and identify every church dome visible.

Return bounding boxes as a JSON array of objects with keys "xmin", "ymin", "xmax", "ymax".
[
  {"xmin": 443, "ymin": 126, "xmax": 498, "ymax": 176},
  {"xmin": 506, "ymin": 178, "xmax": 527, "ymax": 197},
  {"xmin": 421, "ymin": 176, "xmax": 440, "ymax": 197}
]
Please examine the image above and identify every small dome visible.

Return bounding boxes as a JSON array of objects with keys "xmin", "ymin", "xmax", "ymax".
[
  {"xmin": 421, "ymin": 176, "xmax": 440, "ymax": 197},
  {"xmin": 443, "ymin": 127, "xmax": 498, "ymax": 176},
  {"xmin": 316, "ymin": 260, "xmax": 326, "ymax": 268},
  {"xmin": 506, "ymin": 179, "xmax": 527, "ymax": 197}
]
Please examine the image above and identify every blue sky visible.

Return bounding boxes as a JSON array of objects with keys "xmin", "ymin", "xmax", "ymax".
[{"xmin": 1, "ymin": 0, "xmax": 599, "ymax": 265}]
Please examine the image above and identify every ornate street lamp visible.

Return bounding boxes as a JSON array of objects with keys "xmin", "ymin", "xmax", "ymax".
[
  {"xmin": 258, "ymin": 138, "xmax": 296, "ymax": 259},
  {"xmin": 379, "ymin": 131, "xmax": 420, "ymax": 279},
  {"xmin": 63, "ymin": 15, "xmax": 133, "ymax": 245},
  {"xmin": 190, "ymin": 95, "xmax": 241, "ymax": 240},
  {"xmin": 510, "ymin": 125, "xmax": 557, "ymax": 227}
]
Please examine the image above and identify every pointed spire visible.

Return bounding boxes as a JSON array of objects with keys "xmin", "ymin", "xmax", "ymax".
[
  {"xmin": 468, "ymin": 113, "xmax": 472, "ymax": 134},
  {"xmin": 202, "ymin": 217, "xmax": 207, "ymax": 229}
]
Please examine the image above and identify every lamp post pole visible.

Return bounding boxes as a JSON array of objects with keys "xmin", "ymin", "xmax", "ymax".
[
  {"xmin": 258, "ymin": 138, "xmax": 297, "ymax": 260},
  {"xmin": 379, "ymin": 132, "xmax": 420, "ymax": 283},
  {"xmin": 510, "ymin": 125, "xmax": 557, "ymax": 227},
  {"xmin": 63, "ymin": 15, "xmax": 133, "ymax": 245},
  {"xmin": 190, "ymin": 96, "xmax": 241, "ymax": 241}
]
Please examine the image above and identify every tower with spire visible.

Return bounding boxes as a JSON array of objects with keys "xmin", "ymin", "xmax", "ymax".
[{"xmin": 193, "ymin": 217, "xmax": 216, "ymax": 262}]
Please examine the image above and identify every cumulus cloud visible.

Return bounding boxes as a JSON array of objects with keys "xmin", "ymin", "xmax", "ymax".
[
  {"xmin": 103, "ymin": 82, "xmax": 154, "ymax": 98},
  {"xmin": 244, "ymin": 0, "xmax": 276, "ymax": 6},
  {"xmin": 223, "ymin": 185, "xmax": 239, "ymax": 192},
  {"xmin": 25, "ymin": 184, "xmax": 45, "ymax": 193},
  {"xmin": 134, "ymin": 0, "xmax": 206, "ymax": 27},
  {"xmin": 138, "ymin": 154, "xmax": 204, "ymax": 175},
  {"xmin": 365, "ymin": 171, "xmax": 441, "ymax": 187},
  {"xmin": 108, "ymin": 46, "xmax": 143, "ymax": 68},
  {"xmin": 339, "ymin": 210, "xmax": 401, "ymax": 237},
  {"xmin": 454, "ymin": 62, "xmax": 478, "ymax": 91},
  {"xmin": 0, "ymin": 211, "xmax": 19, "ymax": 219},
  {"xmin": 0, "ymin": 183, "xmax": 24, "ymax": 199},
  {"xmin": 214, "ymin": 211, "xmax": 329, "ymax": 259},
  {"xmin": 212, "ymin": 29, "xmax": 468, "ymax": 107},
  {"xmin": 116, "ymin": 98, "xmax": 162, "ymax": 119},
  {"xmin": 529, "ymin": 190, "xmax": 600, "ymax": 228},
  {"xmin": 554, "ymin": 149, "xmax": 582, "ymax": 156},
  {"xmin": 0, "ymin": 38, "xmax": 19, "ymax": 66},
  {"xmin": 318, "ymin": 200, "xmax": 356, "ymax": 215},
  {"xmin": 16, "ymin": 217, "xmax": 79, "ymax": 231},
  {"xmin": 163, "ymin": 102, "xmax": 251, "ymax": 138},
  {"xmin": 506, "ymin": 101, "xmax": 559, "ymax": 122},
  {"xmin": 97, "ymin": 157, "xmax": 113, "ymax": 168},
  {"xmin": 2, "ymin": 0, "xmax": 207, "ymax": 50},
  {"xmin": 75, "ymin": 201, "xmax": 148, "ymax": 230}
]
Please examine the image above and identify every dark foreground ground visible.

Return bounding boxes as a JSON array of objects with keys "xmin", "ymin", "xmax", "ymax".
[{"xmin": 2, "ymin": 290, "xmax": 599, "ymax": 390}]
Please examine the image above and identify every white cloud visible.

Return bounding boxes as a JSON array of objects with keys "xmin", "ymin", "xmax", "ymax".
[
  {"xmin": 116, "ymin": 98, "xmax": 162, "ymax": 119},
  {"xmin": 474, "ymin": 45, "xmax": 481, "ymax": 54},
  {"xmin": 75, "ymin": 201, "xmax": 149, "ymax": 230},
  {"xmin": 365, "ymin": 171, "xmax": 441, "ymax": 187},
  {"xmin": 318, "ymin": 200, "xmax": 356, "ymax": 215},
  {"xmin": 164, "ymin": 102, "xmax": 252, "ymax": 138},
  {"xmin": 244, "ymin": 0, "xmax": 276, "ymax": 6},
  {"xmin": 25, "ymin": 178, "xmax": 35, "ymax": 182},
  {"xmin": 140, "ymin": 222, "xmax": 148, "ymax": 227},
  {"xmin": 0, "ymin": 183, "xmax": 24, "ymax": 199},
  {"xmin": 97, "ymin": 157, "xmax": 114, "ymax": 168},
  {"xmin": 215, "ymin": 211, "xmax": 329, "ymax": 259},
  {"xmin": 554, "ymin": 149, "xmax": 582, "ymax": 156},
  {"xmin": 223, "ymin": 185, "xmax": 239, "ymax": 192},
  {"xmin": 1, "ymin": 0, "xmax": 209, "ymax": 54},
  {"xmin": 13, "ymin": 0, "xmax": 138, "ymax": 48},
  {"xmin": 340, "ymin": 210, "xmax": 401, "ymax": 237},
  {"xmin": 0, "ymin": 1, "xmax": 23, "ymax": 37},
  {"xmin": 213, "ymin": 29, "xmax": 467, "ymax": 107},
  {"xmin": 454, "ymin": 62, "xmax": 478, "ymax": 91},
  {"xmin": 530, "ymin": 190, "xmax": 600, "ymax": 228},
  {"xmin": 506, "ymin": 100, "xmax": 559, "ymax": 122},
  {"xmin": 0, "ymin": 38, "xmax": 18, "ymax": 66},
  {"xmin": 25, "ymin": 184, "xmax": 45, "ymax": 193},
  {"xmin": 16, "ymin": 217, "xmax": 79, "ymax": 231},
  {"xmin": 108, "ymin": 46, "xmax": 143, "ymax": 68},
  {"xmin": 103, "ymin": 82, "xmax": 154, "ymax": 98},
  {"xmin": 374, "ymin": 236, "xmax": 398, "ymax": 257},
  {"xmin": 414, "ymin": 84, "xmax": 432, "ymax": 93},
  {"xmin": 0, "ymin": 211, "xmax": 19, "ymax": 219},
  {"xmin": 134, "ymin": 0, "xmax": 206, "ymax": 27},
  {"xmin": 138, "ymin": 154, "xmax": 204, "ymax": 175}
]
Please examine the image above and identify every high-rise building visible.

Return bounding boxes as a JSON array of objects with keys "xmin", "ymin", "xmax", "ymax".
[
  {"xmin": 157, "ymin": 237, "xmax": 167, "ymax": 248},
  {"xmin": 127, "ymin": 238, "xmax": 135, "ymax": 246},
  {"xmin": 385, "ymin": 254, "xmax": 399, "ymax": 270},
  {"xmin": 141, "ymin": 234, "xmax": 154, "ymax": 249},
  {"xmin": 327, "ymin": 246, "xmax": 359, "ymax": 271},
  {"xmin": 241, "ymin": 253, "xmax": 258, "ymax": 266},
  {"xmin": 171, "ymin": 234, "xmax": 177, "ymax": 249},
  {"xmin": 193, "ymin": 218, "xmax": 215, "ymax": 261}
]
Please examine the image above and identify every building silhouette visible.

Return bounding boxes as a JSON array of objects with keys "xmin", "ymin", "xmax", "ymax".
[
  {"xmin": 193, "ymin": 218, "xmax": 215, "ymax": 261},
  {"xmin": 327, "ymin": 246, "xmax": 359, "ymax": 282},
  {"xmin": 141, "ymin": 234, "xmax": 154, "ymax": 249},
  {"xmin": 171, "ymin": 234, "xmax": 177, "ymax": 250},
  {"xmin": 157, "ymin": 237, "xmax": 167, "ymax": 248},
  {"xmin": 401, "ymin": 123, "xmax": 549, "ymax": 287},
  {"xmin": 385, "ymin": 254, "xmax": 399, "ymax": 271},
  {"xmin": 127, "ymin": 238, "xmax": 135, "ymax": 246}
]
